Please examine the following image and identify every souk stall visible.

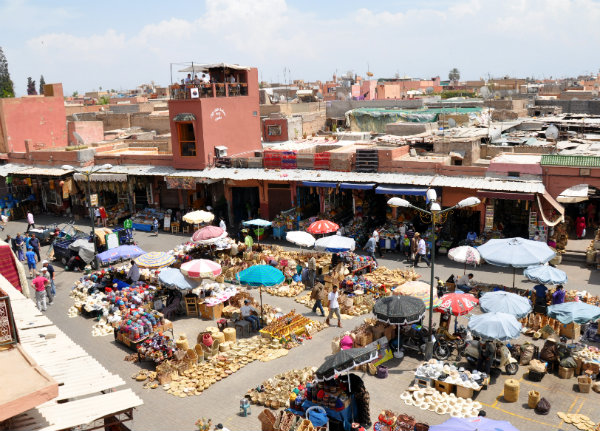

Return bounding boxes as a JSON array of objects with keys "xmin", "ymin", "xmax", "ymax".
[{"xmin": 132, "ymin": 208, "xmax": 168, "ymax": 231}]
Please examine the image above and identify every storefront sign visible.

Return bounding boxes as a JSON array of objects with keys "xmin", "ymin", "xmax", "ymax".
[
  {"xmin": 484, "ymin": 204, "xmax": 494, "ymax": 231},
  {"xmin": 123, "ymin": 219, "xmax": 133, "ymax": 229},
  {"xmin": 90, "ymin": 194, "xmax": 98, "ymax": 206},
  {"xmin": 166, "ymin": 177, "xmax": 196, "ymax": 190},
  {"xmin": 163, "ymin": 215, "xmax": 171, "ymax": 229},
  {"xmin": 105, "ymin": 232, "xmax": 119, "ymax": 250}
]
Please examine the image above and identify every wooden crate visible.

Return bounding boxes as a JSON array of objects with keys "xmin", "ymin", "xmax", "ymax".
[
  {"xmin": 434, "ymin": 380, "xmax": 454, "ymax": 394},
  {"xmin": 456, "ymin": 385, "xmax": 474, "ymax": 399}
]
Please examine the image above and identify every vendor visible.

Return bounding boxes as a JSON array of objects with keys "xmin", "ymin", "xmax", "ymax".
[
  {"xmin": 240, "ymin": 299, "xmax": 260, "ymax": 331},
  {"xmin": 532, "ymin": 283, "xmax": 548, "ymax": 310},
  {"xmin": 466, "ymin": 230, "xmax": 478, "ymax": 244},
  {"xmin": 455, "ymin": 273, "xmax": 474, "ymax": 293},
  {"xmin": 127, "ymin": 259, "xmax": 140, "ymax": 283},
  {"xmin": 477, "ymin": 339, "xmax": 495, "ymax": 374},
  {"xmin": 552, "ymin": 285, "xmax": 565, "ymax": 305},
  {"xmin": 244, "ymin": 230, "xmax": 254, "ymax": 248}
]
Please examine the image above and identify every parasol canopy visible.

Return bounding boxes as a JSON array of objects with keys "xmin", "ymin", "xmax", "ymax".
[
  {"xmin": 448, "ymin": 246, "xmax": 481, "ymax": 266},
  {"xmin": 373, "ymin": 295, "xmax": 426, "ymax": 325},
  {"xmin": 192, "ymin": 225, "xmax": 227, "ymax": 243},
  {"xmin": 314, "ymin": 235, "xmax": 355, "ymax": 252},
  {"xmin": 180, "ymin": 259, "xmax": 222, "ymax": 278},
  {"xmin": 547, "ymin": 301, "xmax": 600, "ymax": 325},
  {"xmin": 183, "ymin": 210, "xmax": 215, "ymax": 224},
  {"xmin": 306, "ymin": 220, "xmax": 339, "ymax": 235},
  {"xmin": 433, "ymin": 292, "xmax": 478, "ymax": 316},
  {"xmin": 158, "ymin": 267, "xmax": 193, "ymax": 291},
  {"xmin": 286, "ymin": 231, "xmax": 315, "ymax": 248},
  {"xmin": 430, "ymin": 417, "xmax": 521, "ymax": 431},
  {"xmin": 479, "ymin": 291, "xmax": 532, "ymax": 319},
  {"xmin": 477, "ymin": 237, "xmax": 555, "ymax": 268},
  {"xmin": 315, "ymin": 346, "xmax": 379, "ymax": 381},
  {"xmin": 393, "ymin": 280, "xmax": 437, "ymax": 309},
  {"xmin": 468, "ymin": 312, "xmax": 522, "ymax": 341},
  {"xmin": 96, "ymin": 245, "xmax": 145, "ymax": 264},
  {"xmin": 242, "ymin": 219, "xmax": 272, "ymax": 228},
  {"xmin": 237, "ymin": 265, "xmax": 284, "ymax": 287},
  {"xmin": 524, "ymin": 264, "xmax": 568, "ymax": 285},
  {"xmin": 134, "ymin": 251, "xmax": 175, "ymax": 269}
]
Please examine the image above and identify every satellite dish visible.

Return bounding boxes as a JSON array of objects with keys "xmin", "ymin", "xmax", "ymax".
[
  {"xmin": 448, "ymin": 118, "xmax": 457, "ymax": 128},
  {"xmin": 479, "ymin": 86, "xmax": 491, "ymax": 99},
  {"xmin": 73, "ymin": 131, "xmax": 86, "ymax": 146},
  {"xmin": 545, "ymin": 124, "xmax": 559, "ymax": 140}
]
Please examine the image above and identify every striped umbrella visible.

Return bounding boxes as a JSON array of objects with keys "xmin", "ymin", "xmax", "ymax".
[
  {"xmin": 433, "ymin": 292, "xmax": 479, "ymax": 316},
  {"xmin": 393, "ymin": 280, "xmax": 437, "ymax": 309},
  {"xmin": 306, "ymin": 220, "xmax": 339, "ymax": 235},
  {"xmin": 134, "ymin": 251, "xmax": 175, "ymax": 269},
  {"xmin": 180, "ymin": 259, "xmax": 222, "ymax": 278}
]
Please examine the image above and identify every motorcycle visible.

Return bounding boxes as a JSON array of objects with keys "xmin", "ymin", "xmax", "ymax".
[
  {"xmin": 464, "ymin": 340, "xmax": 519, "ymax": 375},
  {"xmin": 433, "ymin": 325, "xmax": 468, "ymax": 361},
  {"xmin": 399, "ymin": 324, "xmax": 438, "ymax": 357}
]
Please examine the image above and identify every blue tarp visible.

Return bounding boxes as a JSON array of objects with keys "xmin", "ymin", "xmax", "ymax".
[
  {"xmin": 302, "ymin": 181, "xmax": 337, "ymax": 188},
  {"xmin": 547, "ymin": 302, "xmax": 600, "ymax": 325},
  {"xmin": 375, "ymin": 185, "xmax": 428, "ymax": 196},
  {"xmin": 339, "ymin": 182, "xmax": 375, "ymax": 190}
]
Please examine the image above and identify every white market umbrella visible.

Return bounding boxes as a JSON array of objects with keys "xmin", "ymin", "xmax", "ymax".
[
  {"xmin": 314, "ymin": 235, "xmax": 356, "ymax": 253},
  {"xmin": 448, "ymin": 246, "xmax": 481, "ymax": 274},
  {"xmin": 286, "ymin": 231, "xmax": 315, "ymax": 248}
]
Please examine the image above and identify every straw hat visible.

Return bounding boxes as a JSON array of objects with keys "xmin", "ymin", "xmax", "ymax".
[
  {"xmin": 405, "ymin": 398, "xmax": 414, "ymax": 406},
  {"xmin": 413, "ymin": 398, "xmax": 425, "ymax": 408},
  {"xmin": 472, "ymin": 401, "xmax": 482, "ymax": 410},
  {"xmin": 450, "ymin": 409, "xmax": 464, "ymax": 418},
  {"xmin": 407, "ymin": 385, "xmax": 419, "ymax": 392},
  {"xmin": 401, "ymin": 392, "xmax": 412, "ymax": 402},
  {"xmin": 427, "ymin": 403, "xmax": 436, "ymax": 412},
  {"xmin": 414, "ymin": 391, "xmax": 424, "ymax": 400},
  {"xmin": 436, "ymin": 405, "xmax": 448, "ymax": 415}
]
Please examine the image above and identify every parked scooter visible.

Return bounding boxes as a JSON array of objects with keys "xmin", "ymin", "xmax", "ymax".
[
  {"xmin": 464, "ymin": 339, "xmax": 519, "ymax": 375},
  {"xmin": 399, "ymin": 324, "xmax": 440, "ymax": 357},
  {"xmin": 433, "ymin": 325, "xmax": 468, "ymax": 360}
]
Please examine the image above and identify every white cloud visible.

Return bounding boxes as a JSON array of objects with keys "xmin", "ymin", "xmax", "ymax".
[{"xmin": 5, "ymin": 0, "xmax": 600, "ymax": 95}]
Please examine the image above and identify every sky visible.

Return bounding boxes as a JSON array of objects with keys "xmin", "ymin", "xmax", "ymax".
[{"xmin": 1, "ymin": 0, "xmax": 600, "ymax": 96}]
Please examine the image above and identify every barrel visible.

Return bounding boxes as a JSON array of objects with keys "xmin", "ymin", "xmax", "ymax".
[
  {"xmin": 504, "ymin": 379, "xmax": 520, "ymax": 402},
  {"xmin": 528, "ymin": 390, "xmax": 540, "ymax": 408},
  {"xmin": 223, "ymin": 327, "xmax": 236, "ymax": 343}
]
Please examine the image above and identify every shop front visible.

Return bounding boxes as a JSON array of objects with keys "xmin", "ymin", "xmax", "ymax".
[
  {"xmin": 73, "ymin": 172, "xmax": 131, "ymax": 224},
  {"xmin": 441, "ymin": 187, "xmax": 484, "ymax": 245},
  {"xmin": 10, "ymin": 167, "xmax": 75, "ymax": 218},
  {"xmin": 477, "ymin": 191, "xmax": 535, "ymax": 239},
  {"xmin": 224, "ymin": 180, "xmax": 261, "ymax": 228},
  {"xmin": 375, "ymin": 185, "xmax": 432, "ymax": 233}
]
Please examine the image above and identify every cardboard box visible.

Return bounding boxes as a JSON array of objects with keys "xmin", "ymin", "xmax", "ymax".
[
  {"xmin": 560, "ymin": 322, "xmax": 580, "ymax": 339},
  {"xmin": 558, "ymin": 366, "xmax": 575, "ymax": 379},
  {"xmin": 384, "ymin": 325, "xmax": 396, "ymax": 341}
]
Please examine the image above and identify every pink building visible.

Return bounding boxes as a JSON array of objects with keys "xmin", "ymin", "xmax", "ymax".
[{"xmin": 0, "ymin": 84, "xmax": 68, "ymax": 153}]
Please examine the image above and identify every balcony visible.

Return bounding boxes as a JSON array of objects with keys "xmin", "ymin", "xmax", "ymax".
[{"xmin": 170, "ymin": 82, "xmax": 248, "ymax": 100}]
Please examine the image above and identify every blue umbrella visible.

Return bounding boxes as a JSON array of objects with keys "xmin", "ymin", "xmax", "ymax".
[
  {"xmin": 242, "ymin": 219, "xmax": 272, "ymax": 228},
  {"xmin": 97, "ymin": 245, "xmax": 146, "ymax": 264},
  {"xmin": 314, "ymin": 235, "xmax": 356, "ymax": 252},
  {"xmin": 431, "ymin": 417, "xmax": 520, "ymax": 431},
  {"xmin": 547, "ymin": 301, "xmax": 600, "ymax": 325},
  {"xmin": 237, "ymin": 265, "xmax": 284, "ymax": 320},
  {"xmin": 158, "ymin": 268, "xmax": 194, "ymax": 291},
  {"xmin": 524, "ymin": 264, "xmax": 568, "ymax": 285},
  {"xmin": 479, "ymin": 291, "xmax": 532, "ymax": 319},
  {"xmin": 237, "ymin": 265, "xmax": 284, "ymax": 287},
  {"xmin": 477, "ymin": 237, "xmax": 556, "ymax": 287},
  {"xmin": 468, "ymin": 312, "xmax": 522, "ymax": 341}
]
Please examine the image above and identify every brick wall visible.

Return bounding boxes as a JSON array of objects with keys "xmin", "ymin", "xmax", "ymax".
[
  {"xmin": 130, "ymin": 113, "xmax": 171, "ymax": 134},
  {"xmin": 67, "ymin": 121, "xmax": 104, "ymax": 145}
]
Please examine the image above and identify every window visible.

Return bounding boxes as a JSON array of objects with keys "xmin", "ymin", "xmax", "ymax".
[
  {"xmin": 178, "ymin": 123, "xmax": 196, "ymax": 157},
  {"xmin": 508, "ymin": 171, "xmax": 520, "ymax": 177},
  {"xmin": 267, "ymin": 125, "xmax": 282, "ymax": 136}
]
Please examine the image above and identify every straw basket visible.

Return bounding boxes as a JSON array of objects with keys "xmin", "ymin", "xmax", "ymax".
[
  {"xmin": 504, "ymin": 379, "xmax": 520, "ymax": 402},
  {"xmin": 213, "ymin": 331, "xmax": 226, "ymax": 344},
  {"xmin": 223, "ymin": 327, "xmax": 236, "ymax": 343},
  {"xmin": 528, "ymin": 390, "xmax": 540, "ymax": 408},
  {"xmin": 175, "ymin": 334, "xmax": 189, "ymax": 351}
]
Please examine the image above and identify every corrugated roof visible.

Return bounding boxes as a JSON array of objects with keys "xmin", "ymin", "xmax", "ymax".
[
  {"xmin": 541, "ymin": 154, "xmax": 600, "ymax": 167},
  {"xmin": 13, "ymin": 166, "xmax": 73, "ymax": 176},
  {"xmin": 97, "ymin": 165, "xmax": 179, "ymax": 176},
  {"xmin": 170, "ymin": 167, "xmax": 546, "ymax": 194}
]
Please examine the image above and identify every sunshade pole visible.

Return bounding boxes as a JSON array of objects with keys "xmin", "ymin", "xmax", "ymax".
[
  {"xmin": 260, "ymin": 285, "xmax": 264, "ymax": 322},
  {"xmin": 397, "ymin": 325, "xmax": 400, "ymax": 354},
  {"xmin": 513, "ymin": 268, "xmax": 516, "ymax": 288},
  {"xmin": 464, "ymin": 261, "xmax": 466, "ymax": 275}
]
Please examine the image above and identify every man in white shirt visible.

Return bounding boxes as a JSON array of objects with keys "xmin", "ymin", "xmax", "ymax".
[
  {"xmin": 456, "ymin": 273, "xmax": 474, "ymax": 293},
  {"xmin": 127, "ymin": 260, "xmax": 140, "ymax": 283},
  {"xmin": 414, "ymin": 233, "xmax": 430, "ymax": 267},
  {"xmin": 326, "ymin": 285, "xmax": 342, "ymax": 328},
  {"xmin": 202, "ymin": 73, "xmax": 210, "ymax": 83},
  {"xmin": 240, "ymin": 299, "xmax": 260, "ymax": 331},
  {"xmin": 373, "ymin": 228, "xmax": 383, "ymax": 257}
]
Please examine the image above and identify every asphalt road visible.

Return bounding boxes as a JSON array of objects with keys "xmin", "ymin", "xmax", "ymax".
[{"xmin": 10, "ymin": 215, "xmax": 600, "ymax": 431}]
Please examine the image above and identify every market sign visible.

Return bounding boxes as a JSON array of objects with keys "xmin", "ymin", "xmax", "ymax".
[
  {"xmin": 105, "ymin": 232, "xmax": 119, "ymax": 250},
  {"xmin": 90, "ymin": 194, "xmax": 98, "ymax": 206},
  {"xmin": 123, "ymin": 219, "xmax": 133, "ymax": 229},
  {"xmin": 166, "ymin": 176, "xmax": 196, "ymax": 190}
]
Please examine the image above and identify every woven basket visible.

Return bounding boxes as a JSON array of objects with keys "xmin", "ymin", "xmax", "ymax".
[
  {"xmin": 528, "ymin": 370, "xmax": 546, "ymax": 382},
  {"xmin": 528, "ymin": 390, "xmax": 540, "ymax": 408},
  {"xmin": 504, "ymin": 379, "xmax": 520, "ymax": 402}
]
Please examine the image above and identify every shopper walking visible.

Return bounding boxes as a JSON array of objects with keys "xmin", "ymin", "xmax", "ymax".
[
  {"xmin": 26, "ymin": 211, "xmax": 35, "ymax": 232},
  {"xmin": 32, "ymin": 274, "xmax": 49, "ymax": 312},
  {"xmin": 14, "ymin": 233, "xmax": 24, "ymax": 261},
  {"xmin": 326, "ymin": 285, "xmax": 342, "ymax": 328},
  {"xmin": 26, "ymin": 247, "xmax": 37, "ymax": 278},
  {"xmin": 576, "ymin": 215, "xmax": 587, "ymax": 239},
  {"xmin": 42, "ymin": 260, "xmax": 56, "ymax": 296},
  {"xmin": 41, "ymin": 268, "xmax": 54, "ymax": 305},
  {"xmin": 363, "ymin": 235, "xmax": 377, "ymax": 263},
  {"xmin": 310, "ymin": 280, "xmax": 326, "ymax": 316},
  {"xmin": 414, "ymin": 233, "xmax": 430, "ymax": 267},
  {"xmin": 29, "ymin": 235, "xmax": 41, "ymax": 262}
]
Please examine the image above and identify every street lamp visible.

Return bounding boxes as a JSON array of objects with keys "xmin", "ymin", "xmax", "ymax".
[
  {"xmin": 388, "ymin": 191, "xmax": 480, "ymax": 359},
  {"xmin": 62, "ymin": 164, "xmax": 113, "ymax": 260}
]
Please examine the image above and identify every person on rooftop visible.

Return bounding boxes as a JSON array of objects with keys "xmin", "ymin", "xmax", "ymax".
[{"xmin": 184, "ymin": 74, "xmax": 192, "ymax": 84}]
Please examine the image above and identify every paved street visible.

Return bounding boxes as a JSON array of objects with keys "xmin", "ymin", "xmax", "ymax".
[{"xmin": 9, "ymin": 215, "xmax": 600, "ymax": 431}]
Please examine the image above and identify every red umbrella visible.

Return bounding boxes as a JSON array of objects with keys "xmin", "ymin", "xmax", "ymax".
[
  {"xmin": 306, "ymin": 220, "xmax": 339, "ymax": 235},
  {"xmin": 192, "ymin": 226, "xmax": 226, "ymax": 242},
  {"xmin": 433, "ymin": 292, "xmax": 478, "ymax": 316}
]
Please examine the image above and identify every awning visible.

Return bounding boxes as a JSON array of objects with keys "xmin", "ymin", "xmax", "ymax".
[
  {"xmin": 375, "ymin": 185, "xmax": 428, "ymax": 196},
  {"xmin": 173, "ymin": 113, "xmax": 196, "ymax": 122},
  {"xmin": 73, "ymin": 173, "xmax": 128, "ymax": 182},
  {"xmin": 557, "ymin": 184, "xmax": 589, "ymax": 203},
  {"xmin": 538, "ymin": 192, "xmax": 565, "ymax": 226},
  {"xmin": 477, "ymin": 190, "xmax": 534, "ymax": 201},
  {"xmin": 449, "ymin": 151, "xmax": 465, "ymax": 159},
  {"xmin": 339, "ymin": 182, "xmax": 375, "ymax": 190},
  {"xmin": 13, "ymin": 167, "xmax": 73, "ymax": 177},
  {"xmin": 302, "ymin": 181, "xmax": 338, "ymax": 188}
]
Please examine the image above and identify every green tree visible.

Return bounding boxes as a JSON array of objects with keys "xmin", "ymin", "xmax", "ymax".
[
  {"xmin": 0, "ymin": 47, "xmax": 15, "ymax": 98},
  {"xmin": 39, "ymin": 75, "xmax": 46, "ymax": 95},
  {"xmin": 98, "ymin": 95, "xmax": 109, "ymax": 105},
  {"xmin": 448, "ymin": 68, "xmax": 461, "ymax": 82},
  {"xmin": 72, "ymin": 91, "xmax": 79, "ymax": 97},
  {"xmin": 26, "ymin": 77, "xmax": 37, "ymax": 95}
]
